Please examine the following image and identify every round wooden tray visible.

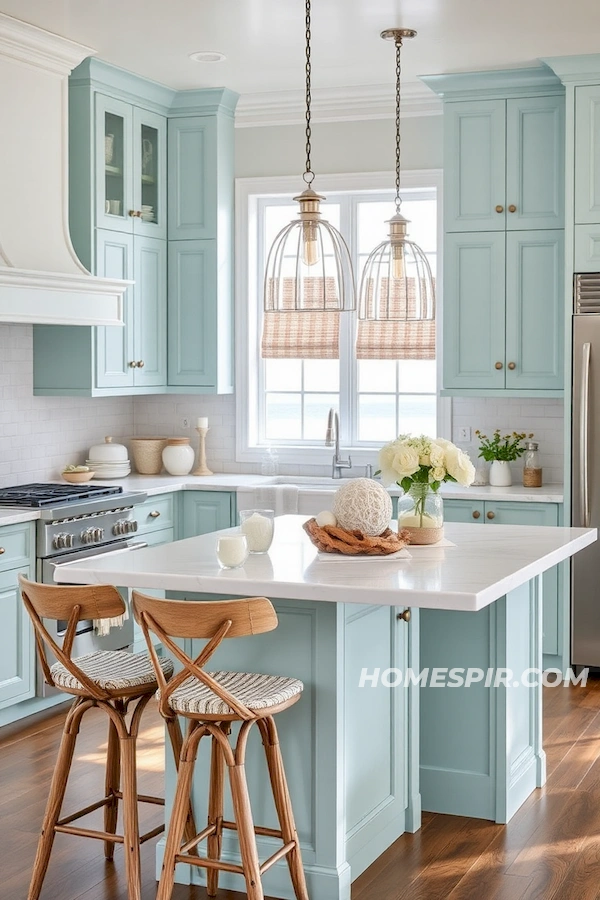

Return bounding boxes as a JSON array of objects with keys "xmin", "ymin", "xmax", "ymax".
[{"xmin": 303, "ymin": 517, "xmax": 410, "ymax": 556}]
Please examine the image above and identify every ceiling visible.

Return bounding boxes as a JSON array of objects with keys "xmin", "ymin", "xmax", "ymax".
[{"xmin": 2, "ymin": 0, "xmax": 600, "ymax": 98}]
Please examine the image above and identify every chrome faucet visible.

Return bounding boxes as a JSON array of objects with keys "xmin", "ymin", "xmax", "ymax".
[{"xmin": 325, "ymin": 408, "xmax": 352, "ymax": 479}]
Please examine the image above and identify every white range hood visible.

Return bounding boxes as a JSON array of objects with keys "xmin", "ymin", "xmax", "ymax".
[{"xmin": 0, "ymin": 14, "xmax": 125, "ymax": 326}]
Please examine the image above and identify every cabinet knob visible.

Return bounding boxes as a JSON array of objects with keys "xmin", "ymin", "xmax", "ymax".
[
  {"xmin": 495, "ymin": 361, "xmax": 503, "ymax": 370},
  {"xmin": 149, "ymin": 510, "xmax": 161, "ymax": 518},
  {"xmin": 487, "ymin": 510, "xmax": 496, "ymax": 520},
  {"xmin": 0, "ymin": 547, "xmax": 4, "ymax": 554},
  {"xmin": 472, "ymin": 510, "xmax": 481, "ymax": 519},
  {"xmin": 136, "ymin": 360, "xmax": 145, "ymax": 368},
  {"xmin": 508, "ymin": 204, "xmax": 517, "ymax": 213},
  {"xmin": 495, "ymin": 205, "xmax": 504, "ymax": 213},
  {"xmin": 128, "ymin": 209, "xmax": 137, "ymax": 217},
  {"xmin": 397, "ymin": 608, "xmax": 411, "ymax": 623},
  {"xmin": 508, "ymin": 361, "xmax": 516, "ymax": 370},
  {"xmin": 129, "ymin": 361, "xmax": 136, "ymax": 368}
]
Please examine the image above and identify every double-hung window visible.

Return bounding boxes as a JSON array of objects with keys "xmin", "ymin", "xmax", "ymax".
[{"xmin": 235, "ymin": 172, "xmax": 444, "ymax": 467}]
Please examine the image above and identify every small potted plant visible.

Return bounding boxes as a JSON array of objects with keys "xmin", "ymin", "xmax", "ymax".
[{"xmin": 475, "ymin": 430, "xmax": 533, "ymax": 486}]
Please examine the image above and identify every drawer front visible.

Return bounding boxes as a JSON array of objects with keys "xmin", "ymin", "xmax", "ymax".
[
  {"xmin": 0, "ymin": 523, "xmax": 33, "ymax": 573},
  {"xmin": 0, "ymin": 565, "xmax": 35, "ymax": 708},
  {"xmin": 134, "ymin": 495, "xmax": 175, "ymax": 535}
]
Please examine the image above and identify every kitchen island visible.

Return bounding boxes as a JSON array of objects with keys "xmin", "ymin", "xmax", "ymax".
[{"xmin": 54, "ymin": 516, "xmax": 595, "ymax": 900}]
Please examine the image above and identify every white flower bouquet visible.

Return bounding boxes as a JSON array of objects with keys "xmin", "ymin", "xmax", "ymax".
[{"xmin": 378, "ymin": 434, "xmax": 476, "ymax": 493}]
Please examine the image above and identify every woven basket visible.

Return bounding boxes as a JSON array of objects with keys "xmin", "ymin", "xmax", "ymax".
[{"xmin": 130, "ymin": 438, "xmax": 168, "ymax": 475}]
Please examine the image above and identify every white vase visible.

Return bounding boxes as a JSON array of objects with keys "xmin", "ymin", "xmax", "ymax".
[
  {"xmin": 162, "ymin": 438, "xmax": 195, "ymax": 475},
  {"xmin": 489, "ymin": 460, "xmax": 512, "ymax": 487}
]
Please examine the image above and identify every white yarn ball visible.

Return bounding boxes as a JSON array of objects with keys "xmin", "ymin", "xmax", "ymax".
[
  {"xmin": 316, "ymin": 510, "xmax": 337, "ymax": 527},
  {"xmin": 332, "ymin": 478, "xmax": 392, "ymax": 536}
]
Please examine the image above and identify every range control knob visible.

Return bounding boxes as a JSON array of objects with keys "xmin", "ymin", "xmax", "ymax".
[
  {"xmin": 129, "ymin": 519, "xmax": 138, "ymax": 533},
  {"xmin": 53, "ymin": 532, "xmax": 72, "ymax": 550},
  {"xmin": 93, "ymin": 527, "xmax": 104, "ymax": 542},
  {"xmin": 81, "ymin": 528, "xmax": 96, "ymax": 544}
]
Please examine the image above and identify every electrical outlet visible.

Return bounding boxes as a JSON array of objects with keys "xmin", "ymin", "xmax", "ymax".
[
  {"xmin": 181, "ymin": 417, "xmax": 190, "ymax": 429},
  {"xmin": 456, "ymin": 426, "xmax": 471, "ymax": 442}
]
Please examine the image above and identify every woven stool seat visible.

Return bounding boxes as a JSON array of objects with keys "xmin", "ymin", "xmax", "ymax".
[
  {"xmin": 51, "ymin": 649, "xmax": 174, "ymax": 692},
  {"xmin": 160, "ymin": 670, "xmax": 304, "ymax": 716}
]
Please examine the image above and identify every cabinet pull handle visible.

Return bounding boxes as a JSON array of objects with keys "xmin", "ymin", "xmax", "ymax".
[
  {"xmin": 495, "ymin": 205, "xmax": 504, "ymax": 213},
  {"xmin": 472, "ymin": 510, "xmax": 481, "ymax": 519},
  {"xmin": 487, "ymin": 510, "xmax": 495, "ymax": 520},
  {"xmin": 495, "ymin": 361, "xmax": 503, "ymax": 370},
  {"xmin": 581, "ymin": 342, "xmax": 591, "ymax": 528},
  {"xmin": 508, "ymin": 361, "xmax": 516, "ymax": 370},
  {"xmin": 508, "ymin": 204, "xmax": 517, "ymax": 213},
  {"xmin": 397, "ymin": 609, "xmax": 411, "ymax": 623},
  {"xmin": 136, "ymin": 360, "xmax": 144, "ymax": 368},
  {"xmin": 0, "ymin": 547, "xmax": 4, "ymax": 554},
  {"xmin": 149, "ymin": 510, "xmax": 161, "ymax": 518}
]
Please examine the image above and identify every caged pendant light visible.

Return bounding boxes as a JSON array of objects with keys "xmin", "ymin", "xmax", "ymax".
[
  {"xmin": 358, "ymin": 29, "xmax": 435, "ymax": 329},
  {"xmin": 263, "ymin": 0, "xmax": 355, "ymax": 315}
]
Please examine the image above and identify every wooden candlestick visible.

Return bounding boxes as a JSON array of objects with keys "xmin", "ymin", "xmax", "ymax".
[{"xmin": 192, "ymin": 426, "xmax": 213, "ymax": 476}]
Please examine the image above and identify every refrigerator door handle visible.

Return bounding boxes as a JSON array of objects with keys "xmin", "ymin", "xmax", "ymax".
[{"xmin": 581, "ymin": 341, "xmax": 591, "ymax": 527}]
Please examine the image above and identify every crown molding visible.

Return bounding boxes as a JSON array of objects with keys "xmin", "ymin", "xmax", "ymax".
[
  {"xmin": 0, "ymin": 12, "xmax": 95, "ymax": 77},
  {"xmin": 235, "ymin": 82, "xmax": 441, "ymax": 128},
  {"xmin": 420, "ymin": 65, "xmax": 563, "ymax": 101},
  {"xmin": 543, "ymin": 54, "xmax": 600, "ymax": 84}
]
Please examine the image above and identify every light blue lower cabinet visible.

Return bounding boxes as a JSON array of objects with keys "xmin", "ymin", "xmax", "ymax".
[
  {"xmin": 181, "ymin": 491, "xmax": 236, "ymax": 537},
  {"xmin": 159, "ymin": 597, "xmax": 419, "ymax": 900},
  {"xmin": 130, "ymin": 526, "xmax": 174, "ymax": 653},
  {"xmin": 443, "ymin": 499, "xmax": 564, "ymax": 671},
  {"xmin": 420, "ymin": 578, "xmax": 545, "ymax": 823},
  {"xmin": 0, "ymin": 566, "xmax": 35, "ymax": 708}
]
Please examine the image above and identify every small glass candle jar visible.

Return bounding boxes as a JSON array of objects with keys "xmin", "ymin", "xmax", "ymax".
[
  {"xmin": 239, "ymin": 509, "xmax": 275, "ymax": 553},
  {"xmin": 216, "ymin": 534, "xmax": 249, "ymax": 569},
  {"xmin": 522, "ymin": 441, "xmax": 542, "ymax": 488}
]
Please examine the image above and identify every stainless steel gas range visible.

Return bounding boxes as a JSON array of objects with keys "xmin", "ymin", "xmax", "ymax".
[{"xmin": 0, "ymin": 483, "xmax": 148, "ymax": 695}]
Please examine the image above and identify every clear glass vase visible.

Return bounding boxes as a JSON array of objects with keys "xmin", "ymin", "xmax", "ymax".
[{"xmin": 398, "ymin": 483, "xmax": 444, "ymax": 545}]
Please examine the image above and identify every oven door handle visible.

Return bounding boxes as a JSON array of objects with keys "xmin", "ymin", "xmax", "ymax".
[{"xmin": 126, "ymin": 541, "xmax": 148, "ymax": 551}]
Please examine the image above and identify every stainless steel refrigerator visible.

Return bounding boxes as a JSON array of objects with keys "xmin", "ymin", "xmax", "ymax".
[{"xmin": 572, "ymin": 273, "xmax": 600, "ymax": 667}]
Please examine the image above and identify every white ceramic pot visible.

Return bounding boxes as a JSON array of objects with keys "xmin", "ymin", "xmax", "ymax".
[
  {"xmin": 489, "ymin": 460, "xmax": 512, "ymax": 487},
  {"xmin": 162, "ymin": 438, "xmax": 195, "ymax": 476}
]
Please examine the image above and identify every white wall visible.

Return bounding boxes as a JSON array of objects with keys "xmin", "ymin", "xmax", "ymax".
[
  {"xmin": 0, "ymin": 324, "xmax": 133, "ymax": 487},
  {"xmin": 235, "ymin": 115, "xmax": 444, "ymax": 177}
]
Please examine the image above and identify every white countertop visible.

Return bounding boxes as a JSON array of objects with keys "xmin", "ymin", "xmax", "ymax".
[
  {"xmin": 53, "ymin": 514, "xmax": 593, "ymax": 613},
  {"xmin": 0, "ymin": 476, "xmax": 564, "ymax": 529}
]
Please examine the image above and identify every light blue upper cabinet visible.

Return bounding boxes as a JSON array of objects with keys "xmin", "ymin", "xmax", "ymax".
[
  {"xmin": 133, "ymin": 236, "xmax": 167, "ymax": 386},
  {"xmin": 444, "ymin": 100, "xmax": 506, "ymax": 232},
  {"xmin": 443, "ymin": 232, "xmax": 506, "ymax": 389},
  {"xmin": 423, "ymin": 67, "xmax": 565, "ymax": 395},
  {"xmin": 95, "ymin": 229, "xmax": 135, "ymax": 389},
  {"xmin": 506, "ymin": 96, "xmax": 564, "ymax": 230},
  {"xmin": 168, "ymin": 117, "xmax": 218, "ymax": 240},
  {"xmin": 505, "ymin": 230, "xmax": 564, "ymax": 389},
  {"xmin": 575, "ymin": 85, "xmax": 600, "ymax": 224},
  {"xmin": 445, "ymin": 94, "xmax": 564, "ymax": 232},
  {"xmin": 166, "ymin": 92, "xmax": 238, "ymax": 393}
]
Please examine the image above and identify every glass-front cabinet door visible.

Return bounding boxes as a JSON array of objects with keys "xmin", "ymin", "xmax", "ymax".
[
  {"xmin": 95, "ymin": 95, "xmax": 166, "ymax": 238},
  {"xmin": 96, "ymin": 94, "xmax": 133, "ymax": 233},
  {"xmin": 133, "ymin": 107, "xmax": 167, "ymax": 239}
]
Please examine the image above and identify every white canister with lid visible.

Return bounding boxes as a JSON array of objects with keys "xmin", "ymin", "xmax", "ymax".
[
  {"xmin": 162, "ymin": 437, "xmax": 195, "ymax": 475},
  {"xmin": 88, "ymin": 436, "xmax": 128, "ymax": 462}
]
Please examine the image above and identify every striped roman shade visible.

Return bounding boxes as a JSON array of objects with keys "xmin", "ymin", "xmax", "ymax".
[
  {"xmin": 261, "ymin": 276, "xmax": 340, "ymax": 359},
  {"xmin": 356, "ymin": 276, "xmax": 436, "ymax": 360}
]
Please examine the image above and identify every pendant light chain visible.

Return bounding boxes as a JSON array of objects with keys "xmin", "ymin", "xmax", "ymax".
[
  {"xmin": 304, "ymin": 0, "xmax": 314, "ymax": 185},
  {"xmin": 394, "ymin": 36, "xmax": 403, "ymax": 214}
]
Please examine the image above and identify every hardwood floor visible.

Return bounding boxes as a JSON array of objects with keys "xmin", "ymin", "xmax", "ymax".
[{"xmin": 3, "ymin": 676, "xmax": 600, "ymax": 900}]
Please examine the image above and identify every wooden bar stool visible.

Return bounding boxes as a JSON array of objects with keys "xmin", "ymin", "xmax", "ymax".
[
  {"xmin": 132, "ymin": 590, "xmax": 310, "ymax": 900},
  {"xmin": 18, "ymin": 575, "xmax": 196, "ymax": 900}
]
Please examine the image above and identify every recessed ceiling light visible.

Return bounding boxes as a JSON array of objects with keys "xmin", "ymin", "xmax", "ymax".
[{"xmin": 189, "ymin": 50, "xmax": 226, "ymax": 63}]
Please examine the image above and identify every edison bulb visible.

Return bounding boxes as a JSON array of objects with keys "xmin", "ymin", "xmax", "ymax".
[
  {"xmin": 391, "ymin": 243, "xmax": 405, "ymax": 279},
  {"xmin": 302, "ymin": 222, "xmax": 320, "ymax": 266}
]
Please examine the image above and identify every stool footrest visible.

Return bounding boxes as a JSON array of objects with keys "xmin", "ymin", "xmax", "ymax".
[
  {"xmin": 113, "ymin": 790, "xmax": 165, "ymax": 807},
  {"xmin": 140, "ymin": 824, "xmax": 166, "ymax": 844},
  {"xmin": 57, "ymin": 796, "xmax": 111, "ymax": 826},
  {"xmin": 180, "ymin": 823, "xmax": 216, "ymax": 855},
  {"xmin": 55, "ymin": 824, "xmax": 125, "ymax": 843},
  {"xmin": 222, "ymin": 819, "xmax": 283, "ymax": 839},
  {"xmin": 260, "ymin": 841, "xmax": 296, "ymax": 875}
]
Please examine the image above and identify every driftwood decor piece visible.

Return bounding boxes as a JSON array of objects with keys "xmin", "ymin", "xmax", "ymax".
[{"xmin": 303, "ymin": 518, "xmax": 410, "ymax": 556}]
